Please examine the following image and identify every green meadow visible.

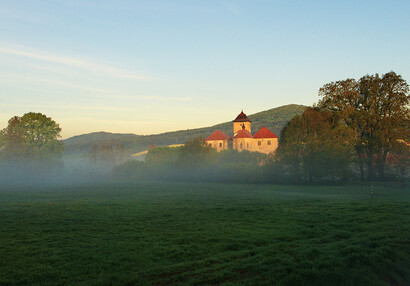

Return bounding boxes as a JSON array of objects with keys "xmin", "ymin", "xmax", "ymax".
[{"xmin": 0, "ymin": 183, "xmax": 409, "ymax": 285}]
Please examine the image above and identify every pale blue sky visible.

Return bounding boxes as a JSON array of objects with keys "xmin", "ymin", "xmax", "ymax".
[{"xmin": 1, "ymin": 0, "xmax": 409, "ymax": 138}]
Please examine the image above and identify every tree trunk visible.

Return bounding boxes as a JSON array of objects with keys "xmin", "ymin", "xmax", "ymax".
[
  {"xmin": 294, "ymin": 159, "xmax": 300, "ymax": 183},
  {"xmin": 358, "ymin": 156, "xmax": 365, "ymax": 181},
  {"xmin": 377, "ymin": 151, "xmax": 388, "ymax": 181},
  {"xmin": 378, "ymin": 163, "xmax": 385, "ymax": 181},
  {"xmin": 366, "ymin": 150, "xmax": 375, "ymax": 180},
  {"xmin": 355, "ymin": 147, "xmax": 365, "ymax": 181},
  {"xmin": 357, "ymin": 152, "xmax": 365, "ymax": 181}
]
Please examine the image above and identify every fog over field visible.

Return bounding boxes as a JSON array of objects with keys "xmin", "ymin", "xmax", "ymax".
[{"xmin": 0, "ymin": 157, "xmax": 112, "ymax": 188}]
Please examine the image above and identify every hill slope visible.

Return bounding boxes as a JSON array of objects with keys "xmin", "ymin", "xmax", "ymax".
[{"xmin": 64, "ymin": 104, "xmax": 306, "ymax": 154}]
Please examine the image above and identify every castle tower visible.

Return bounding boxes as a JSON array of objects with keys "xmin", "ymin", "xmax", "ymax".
[{"xmin": 233, "ymin": 110, "xmax": 251, "ymax": 135}]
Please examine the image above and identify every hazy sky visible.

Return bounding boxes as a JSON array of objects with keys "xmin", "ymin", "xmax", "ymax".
[{"xmin": 1, "ymin": 0, "xmax": 409, "ymax": 139}]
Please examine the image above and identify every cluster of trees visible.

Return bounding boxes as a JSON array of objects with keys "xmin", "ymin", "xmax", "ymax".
[{"xmin": 275, "ymin": 71, "xmax": 409, "ymax": 182}]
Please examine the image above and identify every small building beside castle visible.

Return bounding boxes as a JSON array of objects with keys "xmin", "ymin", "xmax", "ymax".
[
  {"xmin": 205, "ymin": 111, "xmax": 278, "ymax": 154},
  {"xmin": 205, "ymin": 130, "xmax": 230, "ymax": 152}
]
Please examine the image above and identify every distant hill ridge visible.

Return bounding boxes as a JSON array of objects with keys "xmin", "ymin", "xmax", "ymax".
[{"xmin": 64, "ymin": 104, "xmax": 306, "ymax": 155}]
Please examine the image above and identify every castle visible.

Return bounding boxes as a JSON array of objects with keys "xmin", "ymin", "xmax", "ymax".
[{"xmin": 205, "ymin": 111, "xmax": 278, "ymax": 154}]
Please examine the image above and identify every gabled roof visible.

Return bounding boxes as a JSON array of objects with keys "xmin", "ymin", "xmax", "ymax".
[
  {"xmin": 233, "ymin": 111, "xmax": 251, "ymax": 122},
  {"xmin": 233, "ymin": 129, "xmax": 253, "ymax": 139},
  {"xmin": 205, "ymin": 130, "xmax": 230, "ymax": 141},
  {"xmin": 253, "ymin": 126, "xmax": 278, "ymax": 139}
]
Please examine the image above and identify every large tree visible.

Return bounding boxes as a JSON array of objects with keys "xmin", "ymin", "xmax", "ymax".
[
  {"xmin": 318, "ymin": 72, "xmax": 409, "ymax": 180},
  {"xmin": 276, "ymin": 107, "xmax": 353, "ymax": 183},
  {"xmin": 0, "ymin": 112, "xmax": 64, "ymax": 165}
]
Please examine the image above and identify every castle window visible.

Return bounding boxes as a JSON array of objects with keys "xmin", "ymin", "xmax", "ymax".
[
  {"xmin": 219, "ymin": 143, "xmax": 222, "ymax": 148},
  {"xmin": 247, "ymin": 143, "xmax": 249, "ymax": 149},
  {"xmin": 258, "ymin": 141, "xmax": 261, "ymax": 146},
  {"xmin": 267, "ymin": 140, "xmax": 271, "ymax": 145},
  {"xmin": 240, "ymin": 142, "xmax": 243, "ymax": 149}
]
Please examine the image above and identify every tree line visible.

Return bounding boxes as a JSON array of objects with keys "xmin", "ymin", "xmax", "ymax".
[
  {"xmin": 1, "ymin": 71, "xmax": 408, "ymax": 184},
  {"xmin": 113, "ymin": 137, "xmax": 269, "ymax": 183}
]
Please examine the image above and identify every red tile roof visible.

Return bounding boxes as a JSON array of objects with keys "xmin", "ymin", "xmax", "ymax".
[
  {"xmin": 253, "ymin": 126, "xmax": 278, "ymax": 138},
  {"xmin": 233, "ymin": 111, "xmax": 251, "ymax": 122},
  {"xmin": 205, "ymin": 130, "xmax": 230, "ymax": 141},
  {"xmin": 233, "ymin": 129, "xmax": 253, "ymax": 138}
]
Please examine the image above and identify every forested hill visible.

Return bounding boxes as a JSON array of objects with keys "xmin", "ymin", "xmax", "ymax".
[{"xmin": 63, "ymin": 104, "xmax": 306, "ymax": 155}]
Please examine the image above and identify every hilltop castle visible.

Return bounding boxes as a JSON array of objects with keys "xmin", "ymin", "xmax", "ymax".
[{"xmin": 205, "ymin": 111, "xmax": 278, "ymax": 154}]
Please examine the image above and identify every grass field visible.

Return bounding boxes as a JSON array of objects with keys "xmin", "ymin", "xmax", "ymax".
[{"xmin": 0, "ymin": 183, "xmax": 409, "ymax": 285}]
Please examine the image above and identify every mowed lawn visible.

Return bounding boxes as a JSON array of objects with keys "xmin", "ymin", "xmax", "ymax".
[{"xmin": 0, "ymin": 183, "xmax": 409, "ymax": 285}]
